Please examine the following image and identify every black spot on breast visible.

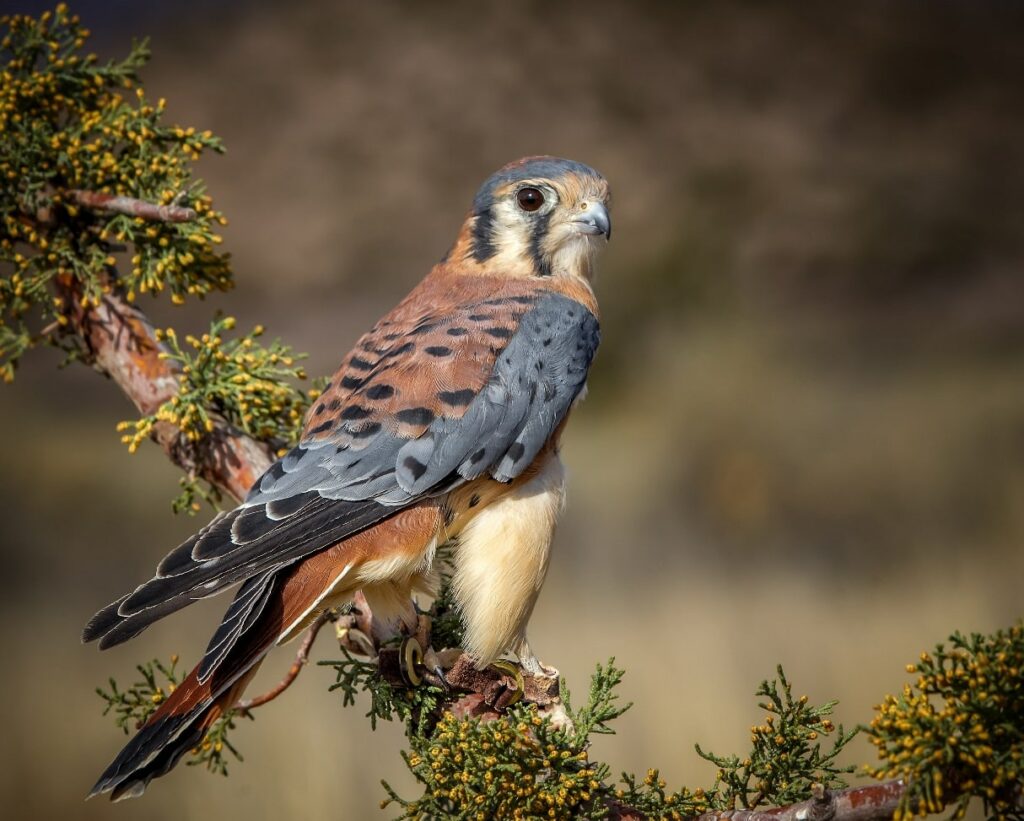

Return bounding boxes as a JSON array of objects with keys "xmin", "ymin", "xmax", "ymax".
[
  {"xmin": 349, "ymin": 356, "xmax": 374, "ymax": 371},
  {"xmin": 341, "ymin": 405, "xmax": 372, "ymax": 421},
  {"xmin": 396, "ymin": 407, "xmax": 435, "ymax": 426},
  {"xmin": 447, "ymin": 327, "xmax": 468, "ymax": 337},
  {"xmin": 468, "ymin": 493, "xmax": 481, "ymax": 508},
  {"xmin": 341, "ymin": 375, "xmax": 362, "ymax": 390},
  {"xmin": 507, "ymin": 442, "xmax": 526, "ymax": 463},
  {"xmin": 365, "ymin": 384, "xmax": 395, "ymax": 401},
  {"xmin": 425, "ymin": 346, "xmax": 452, "ymax": 357},
  {"xmin": 542, "ymin": 338, "xmax": 552, "ymax": 347},
  {"xmin": 350, "ymin": 422, "xmax": 382, "ymax": 438},
  {"xmin": 403, "ymin": 456, "xmax": 427, "ymax": 481},
  {"xmin": 485, "ymin": 327, "xmax": 512, "ymax": 339},
  {"xmin": 438, "ymin": 388, "xmax": 475, "ymax": 407}
]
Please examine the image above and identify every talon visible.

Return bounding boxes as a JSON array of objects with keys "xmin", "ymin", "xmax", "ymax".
[
  {"xmin": 399, "ymin": 636, "xmax": 423, "ymax": 686},
  {"xmin": 423, "ymin": 647, "xmax": 450, "ymax": 692},
  {"xmin": 489, "ymin": 660, "xmax": 525, "ymax": 706},
  {"xmin": 429, "ymin": 665, "xmax": 450, "ymax": 692}
]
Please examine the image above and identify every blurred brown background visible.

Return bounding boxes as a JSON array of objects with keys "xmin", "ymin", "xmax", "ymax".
[{"xmin": 2, "ymin": 1, "xmax": 1023, "ymax": 819}]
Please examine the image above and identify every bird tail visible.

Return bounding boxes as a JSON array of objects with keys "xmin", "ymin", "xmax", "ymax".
[
  {"xmin": 88, "ymin": 626, "xmax": 269, "ymax": 801},
  {"xmin": 88, "ymin": 540, "xmax": 362, "ymax": 801}
]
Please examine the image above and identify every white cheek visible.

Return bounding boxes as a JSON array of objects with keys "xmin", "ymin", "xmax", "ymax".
[{"xmin": 488, "ymin": 201, "xmax": 534, "ymax": 272}]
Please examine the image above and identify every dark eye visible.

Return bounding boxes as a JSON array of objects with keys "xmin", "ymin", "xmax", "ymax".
[{"xmin": 516, "ymin": 187, "xmax": 544, "ymax": 212}]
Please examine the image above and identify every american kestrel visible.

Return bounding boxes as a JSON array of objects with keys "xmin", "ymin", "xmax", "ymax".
[{"xmin": 84, "ymin": 156, "xmax": 611, "ymax": 799}]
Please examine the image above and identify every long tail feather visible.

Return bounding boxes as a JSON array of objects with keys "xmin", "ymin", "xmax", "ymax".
[{"xmin": 88, "ymin": 538, "xmax": 369, "ymax": 800}]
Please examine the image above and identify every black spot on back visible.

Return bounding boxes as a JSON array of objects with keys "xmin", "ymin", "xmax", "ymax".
[
  {"xmin": 484, "ymin": 327, "xmax": 512, "ymax": 339},
  {"xmin": 341, "ymin": 405, "xmax": 372, "ymax": 421},
  {"xmin": 395, "ymin": 407, "xmax": 435, "ymax": 426},
  {"xmin": 341, "ymin": 375, "xmax": 363, "ymax": 390},
  {"xmin": 350, "ymin": 422, "xmax": 382, "ymax": 438},
  {"xmin": 308, "ymin": 420, "xmax": 334, "ymax": 435},
  {"xmin": 447, "ymin": 327, "xmax": 468, "ymax": 337},
  {"xmin": 425, "ymin": 346, "xmax": 452, "ymax": 357},
  {"xmin": 349, "ymin": 356, "xmax": 374, "ymax": 371},
  {"xmin": 438, "ymin": 388, "xmax": 475, "ymax": 407},
  {"xmin": 384, "ymin": 342, "xmax": 415, "ymax": 359},
  {"xmin": 507, "ymin": 442, "xmax": 526, "ymax": 464},
  {"xmin": 365, "ymin": 384, "xmax": 395, "ymax": 401}
]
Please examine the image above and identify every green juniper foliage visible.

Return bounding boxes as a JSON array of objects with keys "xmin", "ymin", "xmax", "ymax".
[
  {"xmin": 694, "ymin": 665, "xmax": 857, "ymax": 811},
  {"xmin": 0, "ymin": 4, "xmax": 231, "ymax": 382},
  {"xmin": 1, "ymin": 5, "xmax": 319, "ymax": 512},
  {"xmin": 867, "ymin": 622, "xmax": 1024, "ymax": 821},
  {"xmin": 116, "ymin": 315, "xmax": 312, "ymax": 456}
]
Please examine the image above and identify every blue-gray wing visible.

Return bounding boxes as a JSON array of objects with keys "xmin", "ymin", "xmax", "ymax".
[{"xmin": 83, "ymin": 291, "xmax": 599, "ymax": 648}]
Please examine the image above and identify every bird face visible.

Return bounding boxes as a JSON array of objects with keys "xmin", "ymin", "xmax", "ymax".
[{"xmin": 459, "ymin": 156, "xmax": 611, "ymax": 280}]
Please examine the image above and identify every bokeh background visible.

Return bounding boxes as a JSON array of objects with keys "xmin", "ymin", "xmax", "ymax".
[{"xmin": 2, "ymin": 1, "xmax": 1023, "ymax": 819}]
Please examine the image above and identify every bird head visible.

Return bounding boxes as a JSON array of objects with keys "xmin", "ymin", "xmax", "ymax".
[{"xmin": 450, "ymin": 156, "xmax": 611, "ymax": 280}]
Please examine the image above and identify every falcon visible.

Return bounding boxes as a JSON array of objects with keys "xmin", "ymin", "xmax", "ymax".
[{"xmin": 83, "ymin": 155, "xmax": 611, "ymax": 800}]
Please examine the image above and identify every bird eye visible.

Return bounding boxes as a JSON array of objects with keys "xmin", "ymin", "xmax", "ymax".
[{"xmin": 516, "ymin": 187, "xmax": 544, "ymax": 212}]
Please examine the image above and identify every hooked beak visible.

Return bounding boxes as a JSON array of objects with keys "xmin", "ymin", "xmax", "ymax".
[{"xmin": 571, "ymin": 201, "xmax": 611, "ymax": 240}]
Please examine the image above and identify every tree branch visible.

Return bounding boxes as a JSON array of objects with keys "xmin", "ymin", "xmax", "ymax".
[
  {"xmin": 67, "ymin": 189, "xmax": 198, "ymax": 222},
  {"xmin": 693, "ymin": 781, "xmax": 907, "ymax": 821},
  {"xmin": 56, "ymin": 273, "xmax": 272, "ymax": 502}
]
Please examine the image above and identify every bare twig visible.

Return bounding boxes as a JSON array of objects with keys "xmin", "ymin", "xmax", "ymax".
[
  {"xmin": 67, "ymin": 189, "xmax": 197, "ymax": 222},
  {"xmin": 234, "ymin": 611, "xmax": 335, "ymax": 713}
]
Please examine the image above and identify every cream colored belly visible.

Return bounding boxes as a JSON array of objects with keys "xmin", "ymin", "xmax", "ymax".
[{"xmin": 450, "ymin": 453, "xmax": 566, "ymax": 666}]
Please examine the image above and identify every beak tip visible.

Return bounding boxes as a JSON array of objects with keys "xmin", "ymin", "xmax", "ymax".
[{"xmin": 573, "ymin": 202, "xmax": 611, "ymax": 239}]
